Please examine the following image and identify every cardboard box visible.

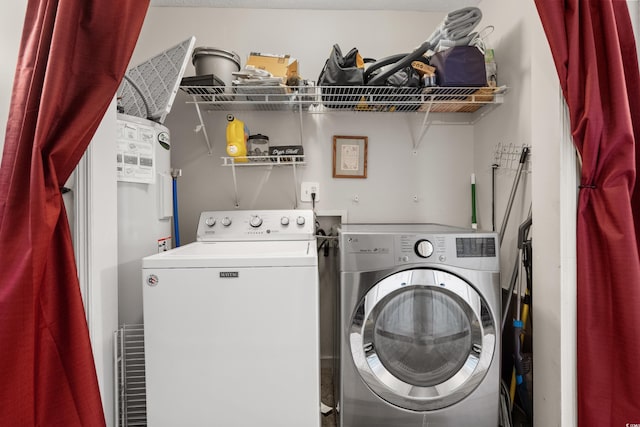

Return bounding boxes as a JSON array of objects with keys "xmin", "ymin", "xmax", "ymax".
[{"xmin": 246, "ymin": 52, "xmax": 299, "ymax": 82}]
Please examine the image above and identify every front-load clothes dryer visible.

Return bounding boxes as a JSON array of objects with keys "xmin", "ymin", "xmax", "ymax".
[
  {"xmin": 338, "ymin": 224, "xmax": 500, "ymax": 427},
  {"xmin": 142, "ymin": 210, "xmax": 320, "ymax": 427}
]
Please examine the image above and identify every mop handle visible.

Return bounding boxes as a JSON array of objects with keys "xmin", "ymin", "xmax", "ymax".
[{"xmin": 498, "ymin": 147, "xmax": 530, "ymax": 246}]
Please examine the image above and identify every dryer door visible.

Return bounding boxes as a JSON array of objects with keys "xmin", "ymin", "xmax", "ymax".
[{"xmin": 349, "ymin": 268, "xmax": 496, "ymax": 411}]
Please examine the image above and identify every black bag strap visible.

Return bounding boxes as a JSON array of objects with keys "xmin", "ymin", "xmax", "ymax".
[
  {"xmin": 366, "ymin": 40, "xmax": 433, "ymax": 86},
  {"xmin": 363, "ymin": 53, "xmax": 408, "ymax": 81}
]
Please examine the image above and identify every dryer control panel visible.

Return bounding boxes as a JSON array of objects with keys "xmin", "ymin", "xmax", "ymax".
[
  {"xmin": 340, "ymin": 223, "xmax": 499, "ymax": 272},
  {"xmin": 196, "ymin": 209, "xmax": 315, "ymax": 241},
  {"xmin": 395, "ymin": 234, "xmax": 497, "ymax": 268}
]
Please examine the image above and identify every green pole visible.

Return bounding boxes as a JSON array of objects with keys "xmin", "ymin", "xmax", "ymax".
[{"xmin": 471, "ymin": 173, "xmax": 477, "ymax": 229}]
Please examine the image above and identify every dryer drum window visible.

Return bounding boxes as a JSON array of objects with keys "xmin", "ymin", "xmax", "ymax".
[
  {"xmin": 372, "ymin": 287, "xmax": 474, "ymax": 387},
  {"xmin": 350, "ymin": 268, "xmax": 496, "ymax": 411}
]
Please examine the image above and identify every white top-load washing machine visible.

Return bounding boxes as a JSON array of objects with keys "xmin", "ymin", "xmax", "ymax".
[
  {"xmin": 338, "ymin": 223, "xmax": 500, "ymax": 427},
  {"xmin": 142, "ymin": 210, "xmax": 320, "ymax": 427}
]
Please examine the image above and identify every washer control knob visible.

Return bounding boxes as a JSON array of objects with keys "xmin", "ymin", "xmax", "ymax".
[
  {"xmin": 250, "ymin": 215, "xmax": 263, "ymax": 228},
  {"xmin": 221, "ymin": 216, "xmax": 232, "ymax": 227},
  {"xmin": 281, "ymin": 216, "xmax": 290, "ymax": 226},
  {"xmin": 205, "ymin": 217, "xmax": 216, "ymax": 227},
  {"xmin": 415, "ymin": 239, "xmax": 434, "ymax": 258},
  {"xmin": 296, "ymin": 216, "xmax": 306, "ymax": 226}
]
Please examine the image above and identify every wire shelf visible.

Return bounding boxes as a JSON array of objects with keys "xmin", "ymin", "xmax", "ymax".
[
  {"xmin": 115, "ymin": 324, "xmax": 147, "ymax": 427},
  {"xmin": 180, "ymin": 84, "xmax": 507, "ymax": 113},
  {"xmin": 221, "ymin": 155, "xmax": 306, "ymax": 166},
  {"xmin": 493, "ymin": 143, "xmax": 532, "ymax": 173}
]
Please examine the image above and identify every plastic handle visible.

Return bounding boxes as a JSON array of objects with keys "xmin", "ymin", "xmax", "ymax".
[{"xmin": 366, "ymin": 40, "xmax": 433, "ymax": 86}]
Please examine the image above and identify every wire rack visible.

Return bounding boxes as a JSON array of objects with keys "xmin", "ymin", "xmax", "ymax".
[
  {"xmin": 115, "ymin": 324, "xmax": 147, "ymax": 427},
  {"xmin": 220, "ymin": 155, "xmax": 306, "ymax": 166},
  {"xmin": 492, "ymin": 143, "xmax": 532, "ymax": 173},
  {"xmin": 180, "ymin": 84, "xmax": 507, "ymax": 113}
]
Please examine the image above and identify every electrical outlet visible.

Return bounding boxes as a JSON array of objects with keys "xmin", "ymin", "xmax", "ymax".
[{"xmin": 301, "ymin": 182, "xmax": 320, "ymax": 202}]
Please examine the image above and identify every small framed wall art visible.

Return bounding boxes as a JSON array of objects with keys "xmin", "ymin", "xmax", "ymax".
[{"xmin": 332, "ymin": 135, "xmax": 368, "ymax": 178}]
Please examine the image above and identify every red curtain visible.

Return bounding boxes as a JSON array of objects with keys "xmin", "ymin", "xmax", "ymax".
[
  {"xmin": 0, "ymin": 0, "xmax": 148, "ymax": 425},
  {"xmin": 534, "ymin": 1, "xmax": 640, "ymax": 425}
]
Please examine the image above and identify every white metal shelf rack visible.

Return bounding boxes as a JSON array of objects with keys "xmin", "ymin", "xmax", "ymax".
[
  {"xmin": 179, "ymin": 84, "xmax": 507, "ymax": 208},
  {"xmin": 221, "ymin": 155, "xmax": 306, "ymax": 208},
  {"xmin": 180, "ymin": 84, "xmax": 508, "ymax": 152}
]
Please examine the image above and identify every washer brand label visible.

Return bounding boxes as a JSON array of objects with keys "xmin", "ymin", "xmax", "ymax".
[{"xmin": 220, "ymin": 271, "xmax": 239, "ymax": 278}]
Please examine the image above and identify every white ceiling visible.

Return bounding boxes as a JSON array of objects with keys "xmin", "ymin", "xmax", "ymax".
[{"xmin": 149, "ymin": 0, "xmax": 480, "ymax": 12}]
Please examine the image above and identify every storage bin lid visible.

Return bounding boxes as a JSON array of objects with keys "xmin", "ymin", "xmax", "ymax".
[
  {"xmin": 192, "ymin": 47, "xmax": 241, "ymax": 68},
  {"xmin": 248, "ymin": 134, "xmax": 269, "ymax": 141}
]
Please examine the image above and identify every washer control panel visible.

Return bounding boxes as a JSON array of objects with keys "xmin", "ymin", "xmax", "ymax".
[{"xmin": 197, "ymin": 210, "xmax": 314, "ymax": 241}]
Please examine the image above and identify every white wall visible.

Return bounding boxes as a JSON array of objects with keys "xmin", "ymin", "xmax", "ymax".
[
  {"xmin": 0, "ymin": 1, "xmax": 27, "ymax": 155},
  {"xmin": 81, "ymin": 104, "xmax": 119, "ymax": 427},
  {"xmin": 473, "ymin": 1, "xmax": 532, "ymax": 290},
  {"xmin": 477, "ymin": 1, "xmax": 577, "ymax": 426},
  {"xmin": 133, "ymin": 8, "xmax": 478, "ymax": 244},
  {"xmin": 529, "ymin": 12, "xmax": 578, "ymax": 427}
]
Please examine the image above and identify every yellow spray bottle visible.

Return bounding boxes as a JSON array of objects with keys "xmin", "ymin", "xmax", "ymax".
[{"xmin": 226, "ymin": 114, "xmax": 248, "ymax": 162}]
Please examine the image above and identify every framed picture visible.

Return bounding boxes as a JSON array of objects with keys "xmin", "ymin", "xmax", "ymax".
[{"xmin": 333, "ymin": 135, "xmax": 368, "ymax": 178}]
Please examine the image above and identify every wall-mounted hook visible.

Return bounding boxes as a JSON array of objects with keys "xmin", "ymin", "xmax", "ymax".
[{"xmin": 353, "ymin": 195, "xmax": 359, "ymax": 203}]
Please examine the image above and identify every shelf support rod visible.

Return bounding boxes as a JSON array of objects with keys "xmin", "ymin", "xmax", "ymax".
[
  {"xmin": 248, "ymin": 166, "xmax": 273, "ymax": 208},
  {"xmin": 413, "ymin": 100, "xmax": 433, "ymax": 151},
  {"xmin": 230, "ymin": 160, "xmax": 240, "ymax": 208},
  {"xmin": 291, "ymin": 163, "xmax": 299, "ymax": 209},
  {"xmin": 193, "ymin": 100, "xmax": 212, "ymax": 154},
  {"xmin": 298, "ymin": 104, "xmax": 304, "ymax": 146}
]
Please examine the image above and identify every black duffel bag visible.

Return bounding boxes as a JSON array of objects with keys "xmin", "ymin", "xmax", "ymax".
[{"xmin": 318, "ymin": 44, "xmax": 366, "ymax": 109}]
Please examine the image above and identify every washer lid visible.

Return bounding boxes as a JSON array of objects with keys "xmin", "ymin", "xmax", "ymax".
[{"xmin": 142, "ymin": 240, "xmax": 317, "ymax": 269}]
